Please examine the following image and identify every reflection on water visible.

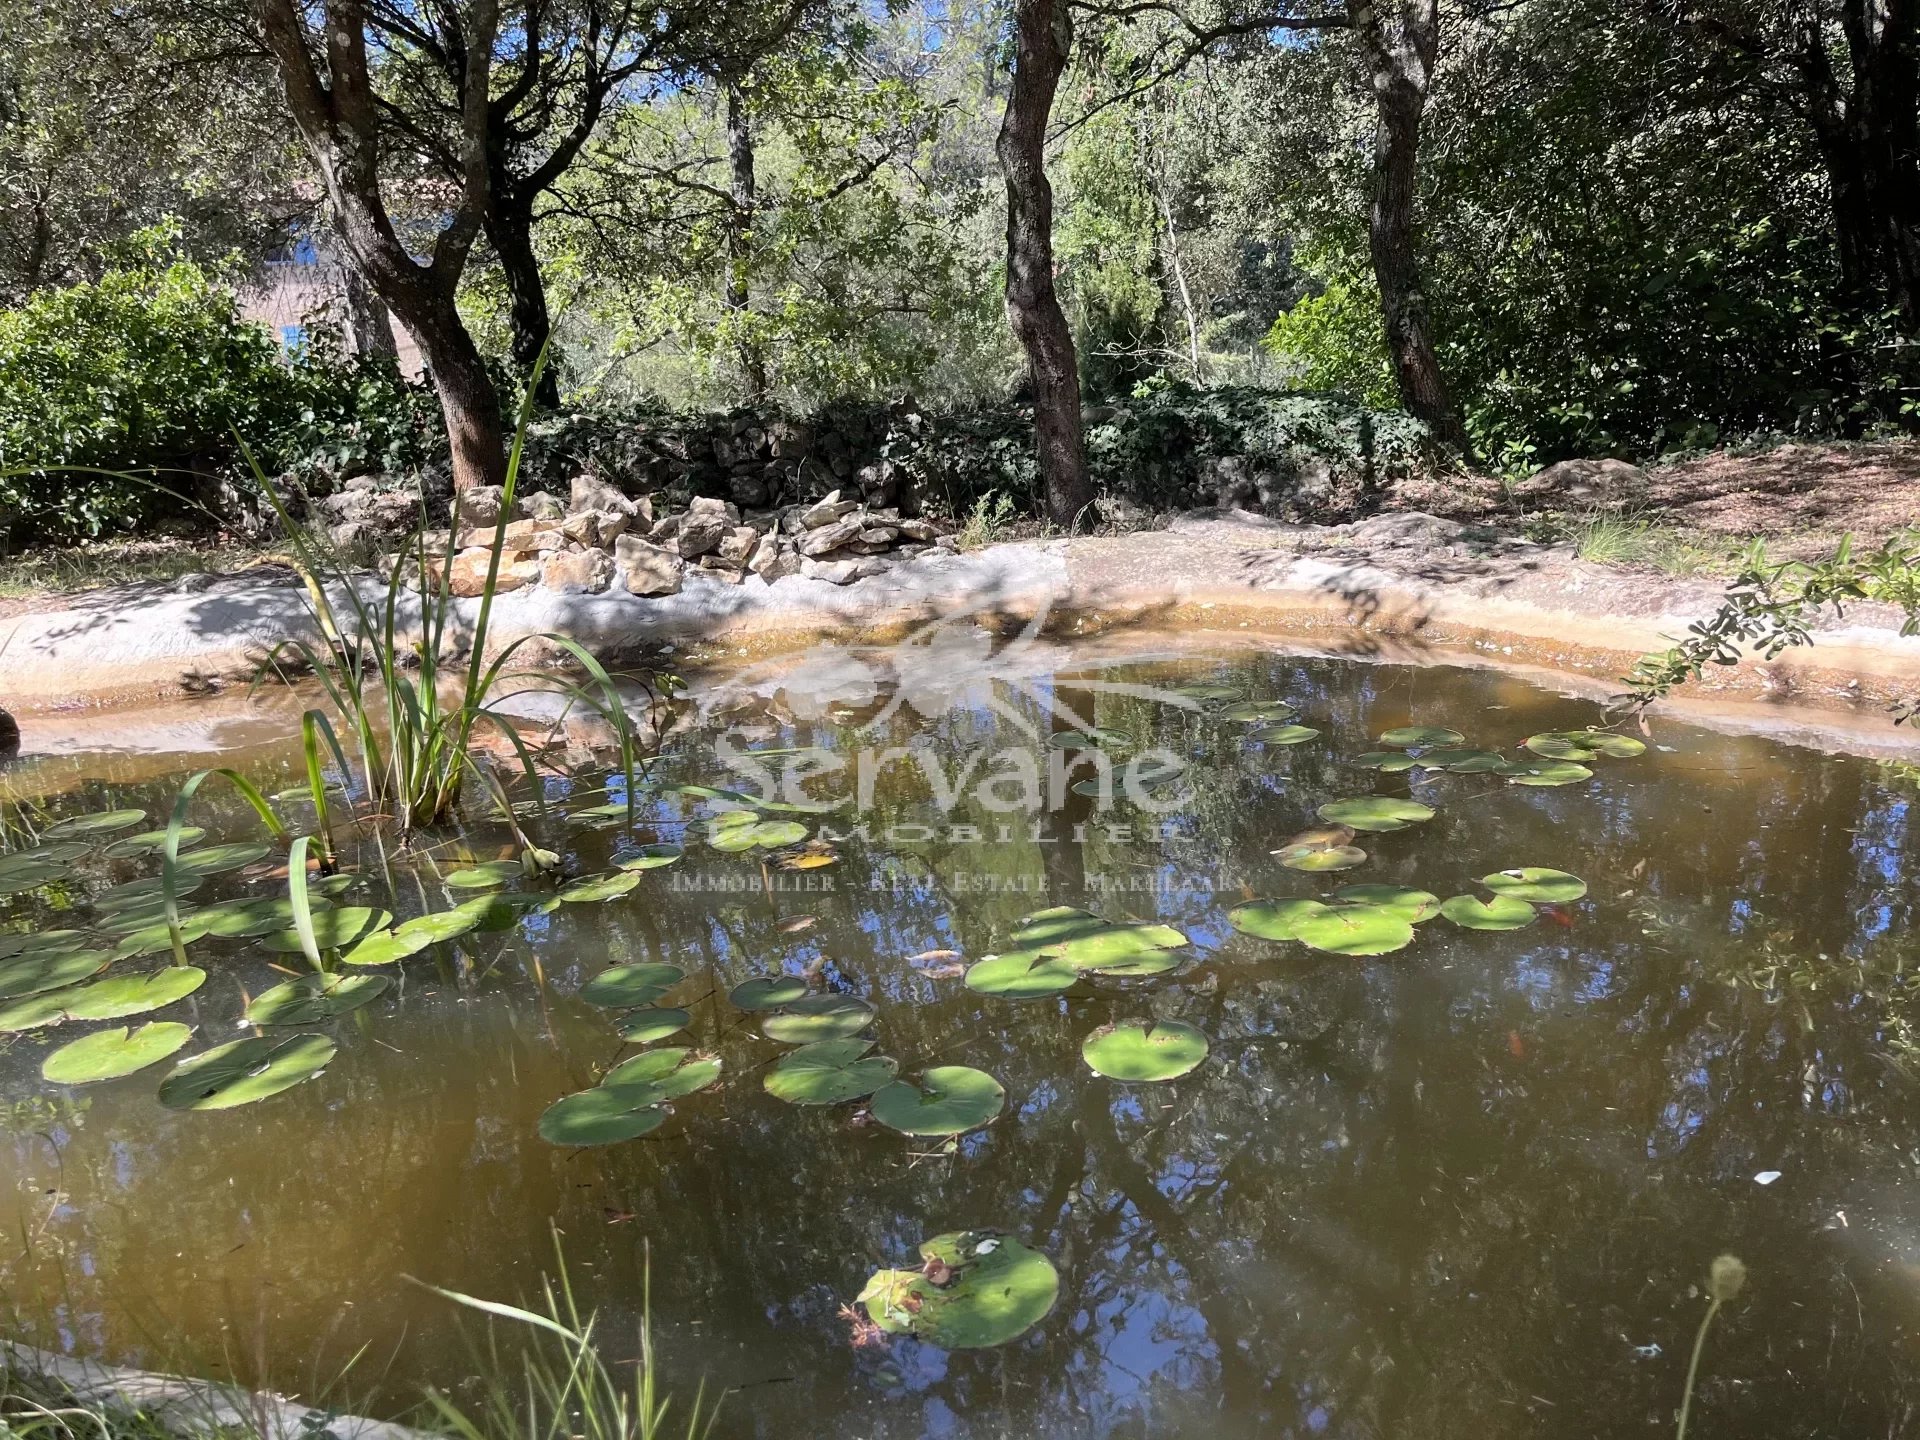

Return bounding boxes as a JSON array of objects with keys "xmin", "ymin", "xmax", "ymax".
[{"xmin": 5, "ymin": 645, "xmax": 1920, "ymax": 1438}]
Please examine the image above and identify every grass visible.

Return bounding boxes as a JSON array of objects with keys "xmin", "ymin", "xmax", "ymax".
[
  {"xmin": 955, "ymin": 490, "xmax": 1019, "ymax": 550},
  {"xmin": 0, "ymin": 539, "xmax": 287, "ymax": 600},
  {"xmin": 1566, "ymin": 511, "xmax": 1734, "ymax": 576}
]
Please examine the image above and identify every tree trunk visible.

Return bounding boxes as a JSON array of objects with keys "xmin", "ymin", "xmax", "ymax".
[
  {"xmin": 489, "ymin": 206, "xmax": 560, "ymax": 408},
  {"xmin": 339, "ymin": 257, "xmax": 398, "ymax": 361},
  {"xmin": 400, "ymin": 294, "xmax": 509, "ymax": 493},
  {"xmin": 997, "ymin": 0, "xmax": 1093, "ymax": 530},
  {"xmin": 724, "ymin": 81, "xmax": 768, "ymax": 399},
  {"xmin": 1348, "ymin": 0, "xmax": 1471, "ymax": 455}
]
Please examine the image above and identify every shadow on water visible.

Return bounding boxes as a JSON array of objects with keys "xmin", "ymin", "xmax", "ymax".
[{"xmin": 2, "ymin": 641, "xmax": 1920, "ymax": 1438}]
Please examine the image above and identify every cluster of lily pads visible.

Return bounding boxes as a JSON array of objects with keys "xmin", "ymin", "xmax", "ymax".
[{"xmin": 1350, "ymin": 724, "xmax": 1645, "ymax": 787}]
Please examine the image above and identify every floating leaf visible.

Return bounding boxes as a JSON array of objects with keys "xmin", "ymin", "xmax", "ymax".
[
  {"xmin": 602, "ymin": 1047, "xmax": 723, "ymax": 1104},
  {"xmin": 0, "ymin": 949, "xmax": 108, "ymax": 1000},
  {"xmin": 1481, "ymin": 867, "xmax": 1587, "ymax": 903},
  {"xmin": 110, "ymin": 914, "xmax": 215, "ymax": 959},
  {"xmin": 95, "ymin": 876, "xmax": 201, "ymax": 912},
  {"xmin": 339, "ymin": 929, "xmax": 436, "ymax": 967},
  {"xmin": 1293, "ymin": 904, "xmax": 1416, "ymax": 956},
  {"xmin": 615, "ymin": 844, "xmax": 683, "ymax": 871},
  {"xmin": 174, "ymin": 842, "xmax": 272, "ymax": 876},
  {"xmin": 158, "ymin": 1034, "xmax": 337, "ymax": 1110},
  {"xmin": 246, "ymin": 972, "xmax": 391, "ymax": 1025},
  {"xmin": 869, "ymin": 1065, "xmax": 1005, "ymax": 1136},
  {"xmin": 1222, "ymin": 700, "xmax": 1296, "ymax": 723},
  {"xmin": 1010, "ymin": 906, "xmax": 1108, "ymax": 948},
  {"xmin": 1430, "ymin": 749, "xmax": 1509, "ymax": 773},
  {"xmin": 1351, "ymin": 750, "xmax": 1419, "ymax": 772},
  {"xmin": 393, "ymin": 900, "xmax": 500, "ymax": 946},
  {"xmin": 1046, "ymin": 727, "xmax": 1126, "ymax": 750},
  {"xmin": 203, "ymin": 896, "xmax": 334, "ymax": 939},
  {"xmin": 706, "ymin": 814, "xmax": 810, "ymax": 852},
  {"xmin": 617, "ymin": 1007, "xmax": 690, "ymax": 1044},
  {"xmin": 582, "ymin": 963, "xmax": 688, "ymax": 1009},
  {"xmin": 0, "ymin": 966, "xmax": 206, "ymax": 1031},
  {"xmin": 537, "ymin": 1089, "xmax": 664, "ymax": 1147},
  {"xmin": 677, "ymin": 783, "xmax": 836, "ymax": 815},
  {"xmin": 1378, "ymin": 726, "xmax": 1464, "ymax": 749},
  {"xmin": 558, "ymin": 871, "xmax": 643, "ymax": 904},
  {"xmin": 762, "ymin": 994, "xmax": 876, "ymax": 1044},
  {"xmin": 1525, "ymin": 730, "xmax": 1646, "ymax": 761},
  {"xmin": 103, "ymin": 827, "xmax": 206, "ymax": 859},
  {"xmin": 729, "ymin": 974, "xmax": 809, "ymax": 1010},
  {"xmin": 857, "ymin": 1232, "xmax": 1058, "ymax": 1349},
  {"xmin": 1500, "ymin": 759, "xmax": 1592, "ymax": 787},
  {"xmin": 42, "ymin": 1022, "xmax": 192, "ymax": 1085},
  {"xmin": 1169, "ymin": 683, "xmax": 1239, "ymax": 700},
  {"xmin": 263, "ymin": 908, "xmax": 390, "ymax": 954},
  {"xmin": 1315, "ymin": 797, "xmax": 1436, "ymax": 832},
  {"xmin": 1439, "ymin": 894, "xmax": 1537, "ymax": 930},
  {"xmin": 765, "ymin": 1038, "xmax": 897, "ymax": 1105},
  {"xmin": 1048, "ymin": 922, "xmax": 1188, "ymax": 973},
  {"xmin": 1330, "ymin": 884, "xmax": 1441, "ymax": 922},
  {"xmin": 1082, "ymin": 1020, "xmax": 1209, "ymax": 1081},
  {"xmin": 45, "ymin": 809, "xmax": 147, "ymax": 839},
  {"xmin": 1229, "ymin": 898, "xmax": 1327, "ymax": 941},
  {"xmin": 0, "ymin": 843, "xmax": 91, "ymax": 875},
  {"xmin": 0, "ymin": 929, "xmax": 88, "ymax": 960},
  {"xmin": 964, "ymin": 949, "xmax": 1078, "ymax": 999},
  {"xmin": 1247, "ymin": 723, "xmax": 1321, "ymax": 746},
  {"xmin": 1276, "ymin": 841, "xmax": 1367, "ymax": 872},
  {"xmin": 446, "ymin": 861, "xmax": 522, "ymax": 890},
  {"xmin": 0, "ymin": 865, "xmax": 67, "ymax": 898}
]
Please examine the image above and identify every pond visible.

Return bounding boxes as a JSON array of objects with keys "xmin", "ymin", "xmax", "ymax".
[{"xmin": 3, "ymin": 628, "xmax": 1920, "ymax": 1439}]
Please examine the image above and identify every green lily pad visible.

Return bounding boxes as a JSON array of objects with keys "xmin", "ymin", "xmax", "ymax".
[
  {"xmin": 1170, "ymin": 683, "xmax": 1240, "ymax": 700},
  {"xmin": 1500, "ymin": 759, "xmax": 1592, "ymax": 787},
  {"xmin": 1293, "ymin": 904, "xmax": 1416, "ymax": 956},
  {"xmin": 0, "ymin": 949, "xmax": 109, "ymax": 999},
  {"xmin": 246, "ymin": 972, "xmax": 391, "ymax": 1025},
  {"xmin": 202, "ymin": 896, "xmax": 334, "ymax": 938},
  {"xmin": 263, "ymin": 907, "xmax": 391, "ymax": 954},
  {"xmin": 965, "ymin": 949, "xmax": 1079, "ymax": 999},
  {"xmin": 1276, "ymin": 842, "xmax": 1367, "ymax": 872},
  {"xmin": 445, "ymin": 861, "xmax": 522, "ymax": 890},
  {"xmin": 0, "ymin": 966, "xmax": 207, "ymax": 1032},
  {"xmin": 174, "ymin": 842, "xmax": 272, "ymax": 876},
  {"xmin": 0, "ymin": 865, "xmax": 68, "ymax": 898},
  {"xmin": 1248, "ymin": 723, "xmax": 1321, "ymax": 746},
  {"xmin": 869, "ymin": 1065, "xmax": 1005, "ymax": 1136},
  {"xmin": 103, "ymin": 827, "xmax": 206, "ymax": 859},
  {"xmin": 729, "ymin": 975, "xmax": 809, "ymax": 1011},
  {"xmin": 617, "ymin": 1007, "xmax": 690, "ymax": 1045},
  {"xmin": 158, "ymin": 1033, "xmax": 337, "ymax": 1110},
  {"xmin": 677, "ymin": 783, "xmax": 837, "ymax": 815},
  {"xmin": 0, "ymin": 843, "xmax": 91, "ymax": 875},
  {"xmin": 1229, "ymin": 898, "xmax": 1328, "ymax": 942},
  {"xmin": 110, "ymin": 914, "xmax": 215, "ymax": 958},
  {"xmin": 392, "ymin": 900, "xmax": 502, "ymax": 946},
  {"xmin": 1430, "ymin": 749, "xmax": 1510, "ymax": 773},
  {"xmin": 582, "ymin": 963, "xmax": 688, "ymax": 1009},
  {"xmin": 46, "ymin": 808, "xmax": 147, "ymax": 839},
  {"xmin": 537, "ymin": 1089, "xmax": 665, "ymax": 1146},
  {"xmin": 765, "ymin": 1038, "xmax": 898, "ymax": 1105},
  {"xmin": 0, "ymin": 929, "xmax": 87, "ymax": 960},
  {"xmin": 1082, "ymin": 1020, "xmax": 1209, "ymax": 1081},
  {"xmin": 1315, "ymin": 797, "xmax": 1436, "ymax": 832},
  {"xmin": 762, "ymin": 994, "xmax": 877, "ymax": 1044},
  {"xmin": 558, "ymin": 871, "xmax": 643, "ymax": 904},
  {"xmin": 858, "ymin": 1232, "xmax": 1058, "ymax": 1349},
  {"xmin": 706, "ymin": 814, "xmax": 810, "ymax": 852},
  {"xmin": 41, "ymin": 1021, "xmax": 192, "ymax": 1085},
  {"xmin": 615, "ymin": 844, "xmax": 683, "ymax": 871},
  {"xmin": 1048, "ymin": 921, "xmax": 1188, "ymax": 973},
  {"xmin": 602, "ymin": 1047, "xmax": 723, "ymax": 1104},
  {"xmin": 309, "ymin": 873, "xmax": 361, "ymax": 898},
  {"xmin": 1481, "ymin": 867, "xmax": 1587, "ymax": 903},
  {"xmin": 1222, "ymin": 700, "xmax": 1297, "ymax": 723},
  {"xmin": 339, "ymin": 929, "xmax": 436, "ymax": 967},
  {"xmin": 1330, "ymin": 884, "xmax": 1441, "ymax": 922},
  {"xmin": 1439, "ymin": 894, "xmax": 1537, "ymax": 930},
  {"xmin": 1046, "ymin": 728, "xmax": 1125, "ymax": 750},
  {"xmin": 1010, "ymin": 906, "xmax": 1108, "ymax": 948},
  {"xmin": 1351, "ymin": 750, "xmax": 1419, "ymax": 772},
  {"xmin": 1378, "ymin": 726, "xmax": 1464, "ymax": 749},
  {"xmin": 1525, "ymin": 729, "xmax": 1646, "ymax": 760},
  {"xmin": 95, "ymin": 876, "xmax": 202, "ymax": 912}
]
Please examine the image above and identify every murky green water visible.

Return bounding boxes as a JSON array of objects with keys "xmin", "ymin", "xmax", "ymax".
[{"xmin": 5, "ymin": 640, "xmax": 1920, "ymax": 1438}]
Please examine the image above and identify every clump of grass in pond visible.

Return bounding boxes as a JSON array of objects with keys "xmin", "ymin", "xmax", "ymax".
[{"xmin": 417, "ymin": 1238, "xmax": 719, "ymax": 1440}]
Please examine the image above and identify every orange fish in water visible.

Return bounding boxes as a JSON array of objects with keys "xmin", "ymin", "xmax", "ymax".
[
  {"xmin": 1508, "ymin": 1031, "xmax": 1526, "ymax": 1059},
  {"xmin": 1539, "ymin": 904, "xmax": 1575, "ymax": 929}
]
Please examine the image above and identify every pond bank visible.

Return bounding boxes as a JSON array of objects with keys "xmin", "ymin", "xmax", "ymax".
[{"xmin": 3, "ymin": 509, "xmax": 1916, "ymax": 725}]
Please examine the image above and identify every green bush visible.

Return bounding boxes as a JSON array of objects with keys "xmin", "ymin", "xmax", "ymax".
[{"xmin": 0, "ymin": 246, "xmax": 440, "ymax": 544}]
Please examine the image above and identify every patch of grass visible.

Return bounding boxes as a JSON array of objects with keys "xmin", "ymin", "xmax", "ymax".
[
  {"xmin": 1566, "ymin": 512, "xmax": 1733, "ymax": 576},
  {"xmin": 0, "ymin": 540, "xmax": 287, "ymax": 599},
  {"xmin": 956, "ymin": 490, "xmax": 1019, "ymax": 551}
]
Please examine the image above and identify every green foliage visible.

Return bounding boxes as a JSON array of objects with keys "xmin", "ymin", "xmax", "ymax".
[{"xmin": 1263, "ymin": 272, "xmax": 1396, "ymax": 405}]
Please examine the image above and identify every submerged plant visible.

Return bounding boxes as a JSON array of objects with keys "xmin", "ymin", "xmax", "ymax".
[{"xmin": 1675, "ymin": 1254, "xmax": 1748, "ymax": 1440}]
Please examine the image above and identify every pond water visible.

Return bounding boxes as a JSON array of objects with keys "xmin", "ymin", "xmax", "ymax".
[{"xmin": 4, "ymin": 634, "xmax": 1920, "ymax": 1439}]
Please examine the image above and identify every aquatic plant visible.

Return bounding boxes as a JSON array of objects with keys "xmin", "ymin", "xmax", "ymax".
[
  {"xmin": 855, "ymin": 1232, "xmax": 1058, "ymax": 1348},
  {"xmin": 1675, "ymin": 1254, "xmax": 1747, "ymax": 1440},
  {"xmin": 1082, "ymin": 1020, "xmax": 1209, "ymax": 1080}
]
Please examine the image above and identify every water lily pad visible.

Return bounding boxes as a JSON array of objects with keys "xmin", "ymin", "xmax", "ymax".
[
  {"xmin": 858, "ymin": 1232, "xmax": 1057, "ymax": 1349},
  {"xmin": 0, "ymin": 966, "xmax": 207, "ymax": 1032},
  {"xmin": 1276, "ymin": 841, "xmax": 1367, "ymax": 872},
  {"xmin": 45, "ymin": 808, "xmax": 147, "ymax": 839},
  {"xmin": 762, "ymin": 994, "xmax": 876, "ymax": 1044},
  {"xmin": 0, "ymin": 865, "xmax": 67, "ymax": 898},
  {"xmin": 1082, "ymin": 1020, "xmax": 1209, "ymax": 1081},
  {"xmin": 158, "ymin": 1033, "xmax": 337, "ymax": 1110},
  {"xmin": 1351, "ymin": 750, "xmax": 1419, "ymax": 772},
  {"xmin": 1378, "ymin": 726, "xmax": 1464, "ymax": 749},
  {"xmin": 765, "ymin": 1038, "xmax": 898, "ymax": 1105},
  {"xmin": 1048, "ymin": 922, "xmax": 1188, "ymax": 973},
  {"xmin": 1500, "ymin": 759, "xmax": 1592, "ymax": 787},
  {"xmin": 1222, "ymin": 700, "xmax": 1297, "ymax": 723},
  {"xmin": 41, "ymin": 1021, "xmax": 192, "ymax": 1084},
  {"xmin": 1170, "ymin": 683, "xmax": 1240, "ymax": 700},
  {"xmin": 1010, "ymin": 906, "xmax": 1108, "ymax": 948},
  {"xmin": 1229, "ymin": 898, "xmax": 1328, "ymax": 941},
  {"xmin": 706, "ymin": 814, "xmax": 810, "ymax": 852},
  {"xmin": 678, "ymin": 783, "xmax": 837, "ymax": 815},
  {"xmin": 1315, "ymin": 797, "xmax": 1436, "ymax": 832},
  {"xmin": 1525, "ymin": 729, "xmax": 1647, "ymax": 760},
  {"xmin": 1439, "ymin": 894, "xmax": 1537, "ymax": 930},
  {"xmin": 393, "ymin": 900, "xmax": 500, "ymax": 946},
  {"xmin": 95, "ymin": 876, "xmax": 202, "ymax": 912},
  {"xmin": 602, "ymin": 1047, "xmax": 723, "ymax": 1103},
  {"xmin": 174, "ymin": 842, "xmax": 273, "ymax": 876},
  {"xmin": 1430, "ymin": 749, "xmax": 1509, "ymax": 773},
  {"xmin": 263, "ymin": 907, "xmax": 391, "ymax": 954},
  {"xmin": 339, "ymin": 929, "xmax": 436, "ymax": 967},
  {"xmin": 582, "ymin": 963, "xmax": 688, "ymax": 1009},
  {"xmin": 445, "ymin": 861, "xmax": 522, "ymax": 890},
  {"xmin": 729, "ymin": 974, "xmax": 809, "ymax": 1010},
  {"xmin": 869, "ymin": 1065, "xmax": 1005, "ymax": 1136},
  {"xmin": 1330, "ymin": 884, "xmax": 1441, "ymax": 922},
  {"xmin": 103, "ymin": 827, "xmax": 206, "ymax": 859},
  {"xmin": 617, "ymin": 1007, "xmax": 690, "ymax": 1044},
  {"xmin": 1481, "ymin": 867, "xmax": 1587, "ymax": 903},
  {"xmin": 0, "ymin": 929, "xmax": 87, "ymax": 960},
  {"xmin": 1293, "ymin": 904, "xmax": 1416, "ymax": 956},
  {"xmin": 615, "ymin": 844, "xmax": 683, "ymax": 871},
  {"xmin": 246, "ymin": 972, "xmax": 391, "ymax": 1025},
  {"xmin": 110, "ymin": 913, "xmax": 215, "ymax": 958},
  {"xmin": 0, "ymin": 843, "xmax": 91, "ymax": 874},
  {"xmin": 0, "ymin": 948, "xmax": 108, "ymax": 999},
  {"xmin": 537, "ymin": 1089, "xmax": 665, "ymax": 1146},
  {"xmin": 202, "ymin": 897, "xmax": 335, "ymax": 939},
  {"xmin": 964, "ymin": 949, "xmax": 1079, "ymax": 999},
  {"xmin": 1248, "ymin": 723, "xmax": 1321, "ymax": 746},
  {"xmin": 1046, "ymin": 727, "xmax": 1126, "ymax": 750},
  {"xmin": 558, "ymin": 871, "xmax": 643, "ymax": 904}
]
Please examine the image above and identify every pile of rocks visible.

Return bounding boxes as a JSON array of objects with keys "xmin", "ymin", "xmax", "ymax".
[{"xmin": 417, "ymin": 474, "xmax": 953, "ymax": 599}]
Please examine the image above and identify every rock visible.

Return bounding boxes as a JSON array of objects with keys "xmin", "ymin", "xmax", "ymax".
[
  {"xmin": 561, "ymin": 510, "xmax": 602, "ymax": 549},
  {"xmin": 852, "ymin": 556, "xmax": 892, "ymax": 578},
  {"xmin": 457, "ymin": 484, "xmax": 506, "ymax": 527},
  {"xmin": 676, "ymin": 500, "xmax": 733, "ymax": 558},
  {"xmin": 696, "ymin": 555, "xmax": 746, "ymax": 584},
  {"xmin": 799, "ymin": 517, "xmax": 864, "ymax": 557},
  {"xmin": 594, "ymin": 508, "xmax": 631, "ymax": 545},
  {"xmin": 718, "ymin": 524, "xmax": 759, "ymax": 566},
  {"xmin": 648, "ymin": 512, "xmax": 683, "ymax": 543},
  {"xmin": 1523, "ymin": 457, "xmax": 1650, "ymax": 507},
  {"xmin": 570, "ymin": 472, "xmax": 635, "ymax": 517},
  {"xmin": 800, "ymin": 490, "xmax": 858, "ymax": 528},
  {"xmin": 445, "ymin": 546, "xmax": 538, "ymax": 597},
  {"xmin": 857, "ymin": 525, "xmax": 899, "ymax": 545},
  {"xmin": 542, "ymin": 546, "xmax": 616, "ymax": 595},
  {"xmin": 1340, "ymin": 511, "xmax": 1468, "ymax": 550},
  {"xmin": 727, "ymin": 472, "xmax": 772, "ymax": 508},
  {"xmin": 801, "ymin": 556, "xmax": 862, "ymax": 585},
  {"xmin": 518, "ymin": 490, "xmax": 566, "ymax": 522},
  {"xmin": 0, "ymin": 707, "xmax": 18, "ymax": 759},
  {"xmin": 768, "ymin": 420, "xmax": 813, "ymax": 459},
  {"xmin": 327, "ymin": 520, "xmax": 382, "ymax": 551},
  {"xmin": 616, "ymin": 535, "xmax": 685, "ymax": 596}
]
